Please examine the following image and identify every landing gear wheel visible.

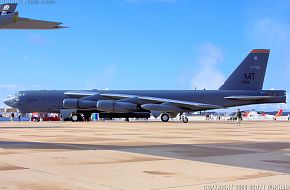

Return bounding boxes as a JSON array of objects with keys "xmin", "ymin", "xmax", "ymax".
[
  {"xmin": 161, "ymin": 113, "xmax": 170, "ymax": 122},
  {"xmin": 182, "ymin": 117, "xmax": 189, "ymax": 123},
  {"xmin": 71, "ymin": 114, "xmax": 78, "ymax": 122},
  {"xmin": 84, "ymin": 113, "xmax": 91, "ymax": 122},
  {"xmin": 71, "ymin": 114, "xmax": 82, "ymax": 122},
  {"xmin": 125, "ymin": 118, "xmax": 129, "ymax": 122}
]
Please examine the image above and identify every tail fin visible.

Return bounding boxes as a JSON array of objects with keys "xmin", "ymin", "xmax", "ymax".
[
  {"xmin": 275, "ymin": 109, "xmax": 283, "ymax": 117},
  {"xmin": 0, "ymin": 4, "xmax": 17, "ymax": 15},
  {"xmin": 219, "ymin": 49, "xmax": 270, "ymax": 91}
]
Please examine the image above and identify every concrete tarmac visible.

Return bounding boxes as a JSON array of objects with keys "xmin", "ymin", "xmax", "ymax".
[{"xmin": 0, "ymin": 121, "xmax": 289, "ymax": 190}]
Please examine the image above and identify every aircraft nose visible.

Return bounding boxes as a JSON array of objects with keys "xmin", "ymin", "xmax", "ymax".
[
  {"xmin": 3, "ymin": 96, "xmax": 19, "ymax": 108},
  {"xmin": 3, "ymin": 98, "xmax": 13, "ymax": 107}
]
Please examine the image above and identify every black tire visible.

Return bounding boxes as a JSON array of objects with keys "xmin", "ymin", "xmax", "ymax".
[
  {"xmin": 125, "ymin": 118, "xmax": 129, "ymax": 122},
  {"xmin": 84, "ymin": 113, "xmax": 91, "ymax": 122},
  {"xmin": 182, "ymin": 117, "xmax": 189, "ymax": 123},
  {"xmin": 161, "ymin": 113, "xmax": 170, "ymax": 122},
  {"xmin": 71, "ymin": 114, "xmax": 79, "ymax": 122}
]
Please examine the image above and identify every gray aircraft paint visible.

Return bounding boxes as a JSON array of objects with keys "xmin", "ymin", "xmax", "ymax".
[
  {"xmin": 0, "ymin": 3, "xmax": 64, "ymax": 29},
  {"xmin": 219, "ymin": 49, "xmax": 269, "ymax": 91},
  {"xmin": 3, "ymin": 49, "xmax": 287, "ymax": 116},
  {"xmin": 0, "ymin": 4, "xmax": 17, "ymax": 26},
  {"xmin": 4, "ymin": 89, "xmax": 285, "ymax": 114}
]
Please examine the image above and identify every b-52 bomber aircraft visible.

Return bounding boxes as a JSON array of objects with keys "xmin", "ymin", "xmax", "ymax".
[
  {"xmin": 0, "ymin": 4, "xmax": 64, "ymax": 29},
  {"xmin": 4, "ymin": 49, "xmax": 286, "ymax": 123}
]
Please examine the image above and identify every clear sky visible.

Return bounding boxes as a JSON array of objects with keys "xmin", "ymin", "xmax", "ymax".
[{"xmin": 0, "ymin": 0, "xmax": 289, "ymax": 111}]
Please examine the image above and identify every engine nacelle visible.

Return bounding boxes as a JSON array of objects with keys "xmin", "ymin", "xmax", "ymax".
[
  {"xmin": 141, "ymin": 104, "xmax": 185, "ymax": 112},
  {"xmin": 63, "ymin": 99, "xmax": 78, "ymax": 109},
  {"xmin": 99, "ymin": 112, "xmax": 150, "ymax": 119},
  {"xmin": 97, "ymin": 100, "xmax": 137, "ymax": 113},
  {"xmin": 63, "ymin": 99, "xmax": 97, "ymax": 109}
]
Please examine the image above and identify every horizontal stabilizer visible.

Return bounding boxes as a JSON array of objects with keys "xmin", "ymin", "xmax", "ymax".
[
  {"xmin": 225, "ymin": 96, "xmax": 276, "ymax": 101},
  {"xmin": 0, "ymin": 18, "xmax": 66, "ymax": 30},
  {"xmin": 0, "ymin": 3, "xmax": 65, "ymax": 30},
  {"xmin": 0, "ymin": 17, "xmax": 65, "ymax": 29}
]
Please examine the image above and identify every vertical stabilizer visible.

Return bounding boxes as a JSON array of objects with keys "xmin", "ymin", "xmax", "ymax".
[
  {"xmin": 0, "ymin": 4, "xmax": 17, "ymax": 15},
  {"xmin": 219, "ymin": 49, "xmax": 270, "ymax": 91},
  {"xmin": 275, "ymin": 109, "xmax": 283, "ymax": 117}
]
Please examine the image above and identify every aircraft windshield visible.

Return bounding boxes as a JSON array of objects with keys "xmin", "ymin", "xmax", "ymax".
[{"xmin": 13, "ymin": 92, "xmax": 23, "ymax": 102}]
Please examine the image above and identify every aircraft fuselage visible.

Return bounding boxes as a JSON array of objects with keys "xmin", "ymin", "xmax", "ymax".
[{"xmin": 4, "ymin": 90, "xmax": 286, "ymax": 114}]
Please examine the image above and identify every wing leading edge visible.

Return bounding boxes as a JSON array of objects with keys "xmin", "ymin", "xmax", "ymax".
[{"xmin": 64, "ymin": 91, "xmax": 222, "ymax": 111}]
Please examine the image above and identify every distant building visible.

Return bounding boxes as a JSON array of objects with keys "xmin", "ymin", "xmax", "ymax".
[{"xmin": 5, "ymin": 108, "xmax": 18, "ymax": 113}]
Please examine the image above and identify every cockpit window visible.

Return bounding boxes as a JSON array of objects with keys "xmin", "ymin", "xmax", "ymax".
[
  {"xmin": 14, "ymin": 92, "xmax": 22, "ymax": 102},
  {"xmin": 15, "ymin": 96, "xmax": 20, "ymax": 102},
  {"xmin": 16, "ymin": 92, "xmax": 23, "ymax": 97}
]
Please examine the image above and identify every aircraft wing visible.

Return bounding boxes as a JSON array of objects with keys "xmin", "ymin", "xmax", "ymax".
[
  {"xmin": 100, "ymin": 93, "xmax": 222, "ymax": 111},
  {"xmin": 64, "ymin": 91, "xmax": 99, "ymax": 98},
  {"xmin": 1, "ymin": 17, "xmax": 65, "ymax": 29}
]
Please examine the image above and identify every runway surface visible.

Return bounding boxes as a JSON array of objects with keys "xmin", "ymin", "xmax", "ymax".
[{"xmin": 0, "ymin": 121, "xmax": 289, "ymax": 190}]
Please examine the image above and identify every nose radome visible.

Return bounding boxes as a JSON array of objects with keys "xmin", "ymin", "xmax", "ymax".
[{"xmin": 3, "ymin": 98, "xmax": 12, "ymax": 107}]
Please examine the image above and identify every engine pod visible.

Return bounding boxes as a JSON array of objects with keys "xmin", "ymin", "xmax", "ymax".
[
  {"xmin": 63, "ymin": 99, "xmax": 97, "ymax": 109},
  {"xmin": 63, "ymin": 99, "xmax": 78, "ymax": 109},
  {"xmin": 78, "ymin": 100, "xmax": 97, "ymax": 109},
  {"xmin": 97, "ymin": 100, "xmax": 137, "ymax": 113}
]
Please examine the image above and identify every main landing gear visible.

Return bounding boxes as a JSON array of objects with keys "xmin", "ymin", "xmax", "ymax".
[
  {"xmin": 71, "ymin": 113, "xmax": 83, "ymax": 122},
  {"xmin": 161, "ymin": 113, "xmax": 170, "ymax": 122},
  {"xmin": 160, "ymin": 113, "xmax": 189, "ymax": 123},
  {"xmin": 71, "ymin": 113, "xmax": 92, "ymax": 122}
]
